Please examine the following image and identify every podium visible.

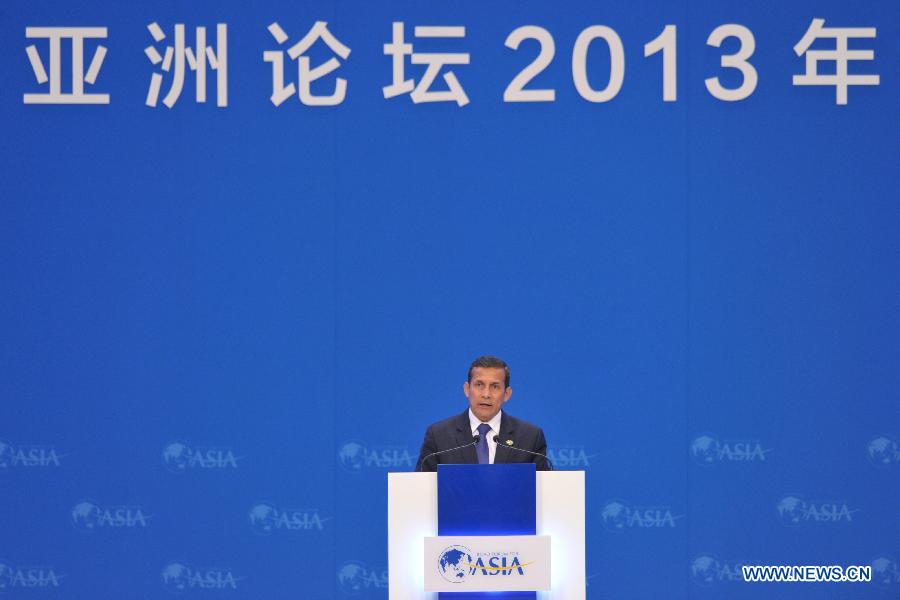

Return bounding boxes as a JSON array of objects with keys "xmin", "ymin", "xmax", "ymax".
[{"xmin": 388, "ymin": 465, "xmax": 585, "ymax": 599}]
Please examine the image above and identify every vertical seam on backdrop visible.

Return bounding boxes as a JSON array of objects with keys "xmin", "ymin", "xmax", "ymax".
[
  {"xmin": 331, "ymin": 0, "xmax": 339, "ymax": 589},
  {"xmin": 684, "ymin": 0, "xmax": 693, "ymax": 596}
]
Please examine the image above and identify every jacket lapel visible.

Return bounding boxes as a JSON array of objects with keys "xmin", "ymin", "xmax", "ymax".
[
  {"xmin": 454, "ymin": 410, "xmax": 478, "ymax": 464},
  {"xmin": 494, "ymin": 413, "xmax": 517, "ymax": 464}
]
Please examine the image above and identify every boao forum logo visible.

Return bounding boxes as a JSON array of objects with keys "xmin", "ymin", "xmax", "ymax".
[
  {"xmin": 866, "ymin": 435, "xmax": 900, "ymax": 466},
  {"xmin": 437, "ymin": 545, "xmax": 533, "ymax": 584},
  {"xmin": 600, "ymin": 499, "xmax": 683, "ymax": 531},
  {"xmin": 776, "ymin": 494, "xmax": 858, "ymax": 527},
  {"xmin": 338, "ymin": 439, "xmax": 415, "ymax": 472},
  {"xmin": 0, "ymin": 439, "xmax": 63, "ymax": 469},
  {"xmin": 337, "ymin": 561, "xmax": 387, "ymax": 594},
  {"xmin": 871, "ymin": 556, "xmax": 900, "ymax": 588},
  {"xmin": 71, "ymin": 501, "xmax": 151, "ymax": 531},
  {"xmin": 545, "ymin": 445, "xmax": 598, "ymax": 469},
  {"xmin": 0, "ymin": 560, "xmax": 62, "ymax": 593},
  {"xmin": 690, "ymin": 554, "xmax": 754, "ymax": 587},
  {"xmin": 161, "ymin": 562, "xmax": 244, "ymax": 594},
  {"xmin": 690, "ymin": 433, "xmax": 771, "ymax": 466},
  {"xmin": 162, "ymin": 441, "xmax": 241, "ymax": 473},
  {"xmin": 248, "ymin": 502, "xmax": 330, "ymax": 534}
]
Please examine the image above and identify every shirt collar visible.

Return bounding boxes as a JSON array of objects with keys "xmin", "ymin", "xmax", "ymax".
[{"xmin": 468, "ymin": 408, "xmax": 503, "ymax": 436}]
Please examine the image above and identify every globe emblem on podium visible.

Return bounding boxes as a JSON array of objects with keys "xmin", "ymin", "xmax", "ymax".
[
  {"xmin": 867, "ymin": 437, "xmax": 898, "ymax": 466},
  {"xmin": 600, "ymin": 501, "xmax": 628, "ymax": 531},
  {"xmin": 438, "ymin": 546, "xmax": 473, "ymax": 583},
  {"xmin": 690, "ymin": 555, "xmax": 718, "ymax": 587},
  {"xmin": 338, "ymin": 442, "xmax": 366, "ymax": 472},
  {"xmin": 776, "ymin": 496, "xmax": 805, "ymax": 527},
  {"xmin": 163, "ymin": 442, "xmax": 190, "ymax": 472},
  {"xmin": 71, "ymin": 502, "xmax": 101, "ymax": 530},
  {"xmin": 337, "ymin": 562, "xmax": 366, "ymax": 593},
  {"xmin": 690, "ymin": 435, "xmax": 718, "ymax": 465},
  {"xmin": 161, "ymin": 562, "xmax": 190, "ymax": 593}
]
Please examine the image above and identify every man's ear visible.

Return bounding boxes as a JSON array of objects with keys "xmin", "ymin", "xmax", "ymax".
[
  {"xmin": 503, "ymin": 387, "xmax": 512, "ymax": 402},
  {"xmin": 463, "ymin": 381, "xmax": 470, "ymax": 398}
]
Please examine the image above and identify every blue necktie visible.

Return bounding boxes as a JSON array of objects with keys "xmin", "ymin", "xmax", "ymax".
[{"xmin": 476, "ymin": 423, "xmax": 492, "ymax": 464}]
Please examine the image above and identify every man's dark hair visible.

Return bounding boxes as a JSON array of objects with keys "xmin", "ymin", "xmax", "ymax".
[{"xmin": 467, "ymin": 355, "xmax": 510, "ymax": 388}]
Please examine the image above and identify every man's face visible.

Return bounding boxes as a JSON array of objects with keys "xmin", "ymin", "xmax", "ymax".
[{"xmin": 464, "ymin": 367, "xmax": 512, "ymax": 422}]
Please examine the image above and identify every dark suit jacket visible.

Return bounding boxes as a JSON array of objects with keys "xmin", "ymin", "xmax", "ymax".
[{"xmin": 415, "ymin": 410, "xmax": 550, "ymax": 471}]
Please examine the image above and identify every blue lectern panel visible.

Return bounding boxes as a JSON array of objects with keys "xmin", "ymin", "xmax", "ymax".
[
  {"xmin": 438, "ymin": 464, "xmax": 537, "ymax": 600},
  {"xmin": 437, "ymin": 464, "xmax": 536, "ymax": 535}
]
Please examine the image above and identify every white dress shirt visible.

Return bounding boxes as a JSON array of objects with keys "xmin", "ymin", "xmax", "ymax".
[{"xmin": 469, "ymin": 409, "xmax": 503, "ymax": 464}]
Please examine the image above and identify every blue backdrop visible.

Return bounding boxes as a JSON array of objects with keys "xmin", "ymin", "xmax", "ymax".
[{"xmin": 2, "ymin": 0, "xmax": 898, "ymax": 598}]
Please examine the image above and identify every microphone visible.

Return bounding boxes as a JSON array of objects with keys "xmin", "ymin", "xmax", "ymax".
[
  {"xmin": 418, "ymin": 434, "xmax": 481, "ymax": 471},
  {"xmin": 493, "ymin": 435, "xmax": 554, "ymax": 471}
]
